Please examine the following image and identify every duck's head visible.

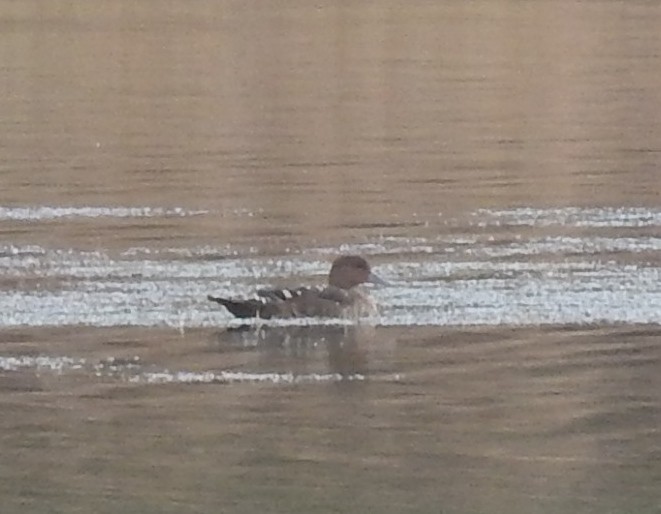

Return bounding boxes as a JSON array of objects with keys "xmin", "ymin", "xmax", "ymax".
[{"xmin": 328, "ymin": 255, "xmax": 387, "ymax": 290}]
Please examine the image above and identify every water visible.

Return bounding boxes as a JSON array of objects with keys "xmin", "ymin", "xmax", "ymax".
[
  {"xmin": 2, "ymin": 205, "xmax": 661, "ymax": 328},
  {"xmin": 1, "ymin": 2, "xmax": 661, "ymax": 513}
]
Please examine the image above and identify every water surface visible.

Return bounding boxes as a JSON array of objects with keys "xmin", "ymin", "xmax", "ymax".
[{"xmin": 1, "ymin": 1, "xmax": 661, "ymax": 513}]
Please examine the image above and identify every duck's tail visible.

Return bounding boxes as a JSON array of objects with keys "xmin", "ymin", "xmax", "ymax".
[{"xmin": 207, "ymin": 295, "xmax": 271, "ymax": 319}]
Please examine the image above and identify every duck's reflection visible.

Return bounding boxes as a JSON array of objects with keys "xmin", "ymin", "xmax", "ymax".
[{"xmin": 211, "ymin": 325, "xmax": 377, "ymax": 377}]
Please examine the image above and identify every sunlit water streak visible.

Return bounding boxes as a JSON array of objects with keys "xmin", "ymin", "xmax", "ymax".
[
  {"xmin": 473, "ymin": 206, "xmax": 661, "ymax": 228},
  {"xmin": 0, "ymin": 354, "xmax": 368, "ymax": 384},
  {"xmin": 0, "ymin": 206, "xmax": 208, "ymax": 221},
  {"xmin": 1, "ymin": 206, "xmax": 661, "ymax": 328}
]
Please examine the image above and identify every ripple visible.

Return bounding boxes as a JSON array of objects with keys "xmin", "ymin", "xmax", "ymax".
[
  {"xmin": 474, "ymin": 207, "xmax": 661, "ymax": 228},
  {"xmin": 0, "ymin": 206, "xmax": 208, "ymax": 221},
  {"xmin": 129, "ymin": 370, "xmax": 365, "ymax": 385},
  {"xmin": 0, "ymin": 355, "xmax": 86, "ymax": 372},
  {"xmin": 0, "ymin": 354, "xmax": 366, "ymax": 384}
]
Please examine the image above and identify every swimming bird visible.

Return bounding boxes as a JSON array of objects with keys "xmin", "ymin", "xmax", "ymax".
[{"xmin": 207, "ymin": 255, "xmax": 386, "ymax": 319}]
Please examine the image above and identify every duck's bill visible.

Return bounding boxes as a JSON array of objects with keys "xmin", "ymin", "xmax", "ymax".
[{"xmin": 368, "ymin": 271, "xmax": 389, "ymax": 286}]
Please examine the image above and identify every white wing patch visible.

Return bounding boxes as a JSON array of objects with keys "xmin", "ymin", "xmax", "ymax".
[{"xmin": 253, "ymin": 286, "xmax": 325, "ymax": 302}]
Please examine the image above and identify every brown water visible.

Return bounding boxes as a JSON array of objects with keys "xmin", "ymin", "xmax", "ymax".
[{"xmin": 2, "ymin": 2, "xmax": 661, "ymax": 513}]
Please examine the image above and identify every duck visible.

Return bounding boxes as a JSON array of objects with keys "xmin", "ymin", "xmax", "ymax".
[{"xmin": 207, "ymin": 255, "xmax": 386, "ymax": 319}]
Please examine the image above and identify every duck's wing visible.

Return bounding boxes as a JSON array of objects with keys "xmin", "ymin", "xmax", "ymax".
[
  {"xmin": 208, "ymin": 285, "xmax": 353, "ymax": 319},
  {"xmin": 256, "ymin": 286, "xmax": 310, "ymax": 302},
  {"xmin": 316, "ymin": 286, "xmax": 351, "ymax": 304},
  {"xmin": 207, "ymin": 286, "xmax": 309, "ymax": 319},
  {"xmin": 258, "ymin": 286, "xmax": 352, "ymax": 304}
]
